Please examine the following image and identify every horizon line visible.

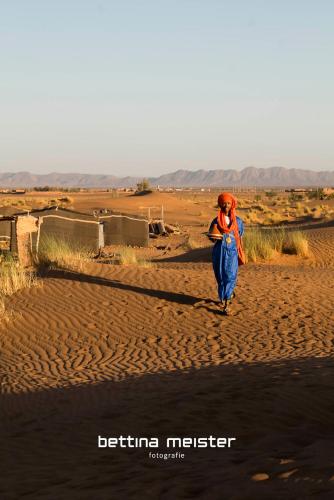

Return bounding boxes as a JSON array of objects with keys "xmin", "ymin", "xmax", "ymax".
[{"xmin": 1, "ymin": 166, "xmax": 334, "ymax": 177}]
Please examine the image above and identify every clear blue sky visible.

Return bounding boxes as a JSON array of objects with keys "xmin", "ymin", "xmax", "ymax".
[{"xmin": 1, "ymin": 0, "xmax": 333, "ymax": 176}]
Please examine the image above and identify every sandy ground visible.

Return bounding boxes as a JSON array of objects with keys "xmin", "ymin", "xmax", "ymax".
[{"xmin": 1, "ymin": 192, "xmax": 334, "ymax": 499}]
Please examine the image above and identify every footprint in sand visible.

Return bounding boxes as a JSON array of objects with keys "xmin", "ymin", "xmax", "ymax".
[
  {"xmin": 279, "ymin": 458, "xmax": 295, "ymax": 465},
  {"xmin": 86, "ymin": 323, "xmax": 97, "ymax": 329},
  {"xmin": 278, "ymin": 469, "xmax": 298, "ymax": 479},
  {"xmin": 251, "ymin": 473, "xmax": 269, "ymax": 481},
  {"xmin": 155, "ymin": 304, "xmax": 170, "ymax": 312}
]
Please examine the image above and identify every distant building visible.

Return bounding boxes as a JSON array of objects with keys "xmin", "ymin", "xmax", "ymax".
[
  {"xmin": 285, "ymin": 188, "xmax": 312, "ymax": 193},
  {"xmin": 0, "ymin": 188, "xmax": 26, "ymax": 194}
]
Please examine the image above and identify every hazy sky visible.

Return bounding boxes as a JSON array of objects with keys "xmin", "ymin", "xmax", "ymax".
[{"xmin": 1, "ymin": 0, "xmax": 334, "ymax": 176}]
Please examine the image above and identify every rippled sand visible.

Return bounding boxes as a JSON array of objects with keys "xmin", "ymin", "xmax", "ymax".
[{"xmin": 1, "ymin": 193, "xmax": 334, "ymax": 499}]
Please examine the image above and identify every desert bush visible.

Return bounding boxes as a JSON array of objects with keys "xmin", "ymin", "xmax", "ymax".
[
  {"xmin": 0, "ymin": 297, "xmax": 8, "ymax": 322},
  {"xmin": 252, "ymin": 204, "xmax": 266, "ymax": 212},
  {"xmin": 34, "ymin": 186, "xmax": 52, "ymax": 192},
  {"xmin": 184, "ymin": 236, "xmax": 202, "ymax": 250},
  {"xmin": 135, "ymin": 179, "xmax": 152, "ymax": 195},
  {"xmin": 282, "ymin": 232, "xmax": 310, "ymax": 258},
  {"xmin": 58, "ymin": 196, "xmax": 74, "ymax": 204},
  {"xmin": 0, "ymin": 296, "xmax": 13, "ymax": 323},
  {"xmin": 311, "ymin": 206, "xmax": 325, "ymax": 219},
  {"xmin": 307, "ymin": 189, "xmax": 325, "ymax": 200},
  {"xmin": 262, "ymin": 213, "xmax": 284, "ymax": 225},
  {"xmin": 118, "ymin": 247, "xmax": 138, "ymax": 265},
  {"xmin": 243, "ymin": 228, "xmax": 287, "ymax": 261},
  {"xmin": 265, "ymin": 191, "xmax": 276, "ymax": 199},
  {"xmin": 270, "ymin": 228, "xmax": 286, "ymax": 253},
  {"xmin": 288, "ymin": 193, "xmax": 304, "ymax": 202},
  {"xmin": 244, "ymin": 211, "xmax": 262, "ymax": 225},
  {"xmin": 295, "ymin": 208, "xmax": 305, "ymax": 217},
  {"xmin": 243, "ymin": 228, "xmax": 309, "ymax": 262},
  {"xmin": 117, "ymin": 246, "xmax": 153, "ymax": 267},
  {"xmin": 0, "ymin": 256, "xmax": 37, "ymax": 296},
  {"xmin": 243, "ymin": 229, "xmax": 276, "ymax": 262},
  {"xmin": 37, "ymin": 236, "xmax": 92, "ymax": 272},
  {"xmin": 137, "ymin": 259, "xmax": 154, "ymax": 268},
  {"xmin": 237, "ymin": 199, "xmax": 251, "ymax": 208}
]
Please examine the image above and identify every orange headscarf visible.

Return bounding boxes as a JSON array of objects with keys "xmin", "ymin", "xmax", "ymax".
[{"xmin": 217, "ymin": 192, "xmax": 245, "ymax": 265}]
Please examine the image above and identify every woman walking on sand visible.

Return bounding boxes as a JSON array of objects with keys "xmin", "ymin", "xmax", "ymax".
[{"xmin": 208, "ymin": 192, "xmax": 245, "ymax": 315}]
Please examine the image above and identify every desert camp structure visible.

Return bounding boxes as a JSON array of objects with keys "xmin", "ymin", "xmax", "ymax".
[{"xmin": 0, "ymin": 207, "xmax": 149, "ymax": 264}]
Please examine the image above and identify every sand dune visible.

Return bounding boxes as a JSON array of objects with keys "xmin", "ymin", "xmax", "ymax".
[
  {"xmin": 73, "ymin": 191, "xmax": 210, "ymax": 225},
  {"xmin": 1, "ymin": 201, "xmax": 334, "ymax": 498}
]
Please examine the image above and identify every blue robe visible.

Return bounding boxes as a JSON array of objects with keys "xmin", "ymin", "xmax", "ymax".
[{"xmin": 209, "ymin": 216, "xmax": 244, "ymax": 301}]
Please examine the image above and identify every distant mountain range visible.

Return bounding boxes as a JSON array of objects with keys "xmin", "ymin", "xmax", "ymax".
[{"xmin": 0, "ymin": 167, "xmax": 333, "ymax": 188}]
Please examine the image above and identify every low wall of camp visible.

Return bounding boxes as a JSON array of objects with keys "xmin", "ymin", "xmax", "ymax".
[
  {"xmin": 100, "ymin": 214, "xmax": 149, "ymax": 247},
  {"xmin": 33, "ymin": 215, "xmax": 103, "ymax": 253},
  {"xmin": 1, "ymin": 208, "xmax": 149, "ymax": 260}
]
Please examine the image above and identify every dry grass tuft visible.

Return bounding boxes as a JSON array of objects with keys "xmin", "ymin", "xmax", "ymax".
[
  {"xmin": 244, "ymin": 211, "xmax": 263, "ymax": 225},
  {"xmin": 137, "ymin": 258, "xmax": 155, "ymax": 268},
  {"xmin": 118, "ymin": 247, "xmax": 138, "ymax": 265},
  {"xmin": 0, "ymin": 254, "xmax": 38, "ymax": 322},
  {"xmin": 0, "ymin": 197, "xmax": 49, "ymax": 212},
  {"xmin": 311, "ymin": 206, "xmax": 323, "ymax": 219},
  {"xmin": 0, "ymin": 256, "xmax": 37, "ymax": 296},
  {"xmin": 262, "ymin": 212, "xmax": 284, "ymax": 225},
  {"xmin": 58, "ymin": 196, "xmax": 74, "ymax": 204},
  {"xmin": 0, "ymin": 297, "xmax": 10, "ymax": 323},
  {"xmin": 184, "ymin": 236, "xmax": 202, "ymax": 251},
  {"xmin": 0, "ymin": 297, "xmax": 14, "ymax": 323},
  {"xmin": 282, "ymin": 232, "xmax": 310, "ymax": 258},
  {"xmin": 117, "ymin": 246, "xmax": 154, "ymax": 268},
  {"xmin": 251, "ymin": 204, "xmax": 266, "ymax": 212},
  {"xmin": 37, "ymin": 236, "xmax": 92, "ymax": 272},
  {"xmin": 244, "ymin": 228, "xmax": 309, "ymax": 262},
  {"xmin": 244, "ymin": 229, "xmax": 281, "ymax": 262}
]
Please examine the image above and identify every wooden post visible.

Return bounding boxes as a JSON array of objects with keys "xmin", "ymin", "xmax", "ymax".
[{"xmin": 36, "ymin": 217, "xmax": 42, "ymax": 255}]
